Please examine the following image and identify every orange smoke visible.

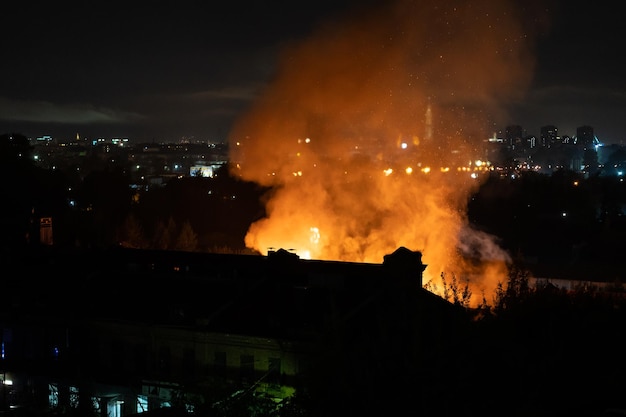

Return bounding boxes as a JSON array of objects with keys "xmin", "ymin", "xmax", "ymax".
[{"xmin": 228, "ymin": 0, "xmax": 548, "ymax": 305}]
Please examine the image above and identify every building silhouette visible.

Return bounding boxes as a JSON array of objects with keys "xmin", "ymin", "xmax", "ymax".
[
  {"xmin": 0, "ymin": 245, "xmax": 466, "ymax": 416},
  {"xmin": 540, "ymin": 125, "xmax": 558, "ymax": 148}
]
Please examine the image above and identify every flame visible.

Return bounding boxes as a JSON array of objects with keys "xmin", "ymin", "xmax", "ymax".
[{"xmin": 228, "ymin": 0, "xmax": 549, "ymax": 306}]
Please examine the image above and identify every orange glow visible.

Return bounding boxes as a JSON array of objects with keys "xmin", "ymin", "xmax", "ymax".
[{"xmin": 228, "ymin": 0, "xmax": 548, "ymax": 306}]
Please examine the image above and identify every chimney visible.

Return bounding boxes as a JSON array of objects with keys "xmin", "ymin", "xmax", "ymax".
[{"xmin": 383, "ymin": 246, "xmax": 427, "ymax": 288}]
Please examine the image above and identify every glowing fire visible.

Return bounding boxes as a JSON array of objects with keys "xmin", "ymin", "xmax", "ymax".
[{"xmin": 228, "ymin": 0, "xmax": 548, "ymax": 305}]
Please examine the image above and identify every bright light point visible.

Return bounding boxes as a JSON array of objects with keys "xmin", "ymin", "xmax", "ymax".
[
  {"xmin": 305, "ymin": 138, "xmax": 311, "ymax": 143},
  {"xmin": 562, "ymin": 212, "xmax": 567, "ymax": 217},
  {"xmin": 405, "ymin": 167, "xmax": 413, "ymax": 174},
  {"xmin": 383, "ymin": 168, "xmax": 393, "ymax": 176},
  {"xmin": 422, "ymin": 167, "xmax": 431, "ymax": 174},
  {"xmin": 441, "ymin": 167, "xmax": 450, "ymax": 172},
  {"xmin": 470, "ymin": 172, "xmax": 478, "ymax": 179},
  {"xmin": 401, "ymin": 142, "xmax": 408, "ymax": 149},
  {"xmin": 573, "ymin": 181, "xmax": 579, "ymax": 186},
  {"xmin": 301, "ymin": 250, "xmax": 312, "ymax": 260},
  {"xmin": 475, "ymin": 160, "xmax": 483, "ymax": 167}
]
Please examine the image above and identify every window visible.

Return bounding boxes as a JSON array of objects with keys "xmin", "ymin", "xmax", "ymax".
[
  {"xmin": 90, "ymin": 397, "xmax": 101, "ymax": 414},
  {"xmin": 69, "ymin": 386, "xmax": 79, "ymax": 408},
  {"xmin": 111, "ymin": 340, "xmax": 125, "ymax": 371},
  {"xmin": 137, "ymin": 395, "xmax": 148, "ymax": 414},
  {"xmin": 268, "ymin": 357, "xmax": 281, "ymax": 386},
  {"xmin": 107, "ymin": 399, "xmax": 124, "ymax": 417},
  {"xmin": 183, "ymin": 348, "xmax": 195, "ymax": 379},
  {"xmin": 158, "ymin": 346, "xmax": 171, "ymax": 376},
  {"xmin": 48, "ymin": 383, "xmax": 59, "ymax": 408},
  {"xmin": 214, "ymin": 351, "xmax": 227, "ymax": 378},
  {"xmin": 240, "ymin": 355, "xmax": 255, "ymax": 385},
  {"xmin": 133, "ymin": 344, "xmax": 147, "ymax": 375}
]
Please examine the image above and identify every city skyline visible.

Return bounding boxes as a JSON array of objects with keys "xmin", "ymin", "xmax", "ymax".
[
  {"xmin": 2, "ymin": 1, "xmax": 625, "ymax": 145},
  {"xmin": 17, "ymin": 120, "xmax": 616, "ymax": 146}
]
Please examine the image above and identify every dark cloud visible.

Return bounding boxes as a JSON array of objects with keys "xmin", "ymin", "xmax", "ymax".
[{"xmin": 1, "ymin": 0, "xmax": 625, "ymax": 143}]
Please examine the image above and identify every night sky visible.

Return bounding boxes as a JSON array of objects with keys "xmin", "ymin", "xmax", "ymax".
[{"xmin": 2, "ymin": 0, "xmax": 625, "ymax": 144}]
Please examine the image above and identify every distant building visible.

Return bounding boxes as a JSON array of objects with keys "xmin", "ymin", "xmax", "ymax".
[
  {"xmin": 540, "ymin": 125, "xmax": 559, "ymax": 148},
  {"xmin": 575, "ymin": 125, "xmax": 598, "ymax": 149},
  {"xmin": 505, "ymin": 124, "xmax": 524, "ymax": 148}
]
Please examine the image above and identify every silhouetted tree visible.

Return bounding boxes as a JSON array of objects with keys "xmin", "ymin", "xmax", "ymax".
[
  {"xmin": 0, "ymin": 133, "xmax": 75, "ymax": 249},
  {"xmin": 118, "ymin": 212, "xmax": 147, "ymax": 249},
  {"xmin": 75, "ymin": 170, "xmax": 133, "ymax": 248},
  {"xmin": 173, "ymin": 220, "xmax": 198, "ymax": 252},
  {"xmin": 423, "ymin": 272, "xmax": 473, "ymax": 307},
  {"xmin": 0, "ymin": 132, "xmax": 33, "ymax": 163},
  {"xmin": 492, "ymin": 264, "xmax": 532, "ymax": 313},
  {"xmin": 153, "ymin": 216, "xmax": 177, "ymax": 250}
]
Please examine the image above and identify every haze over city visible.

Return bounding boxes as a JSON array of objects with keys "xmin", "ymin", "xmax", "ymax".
[{"xmin": 2, "ymin": 0, "xmax": 625, "ymax": 144}]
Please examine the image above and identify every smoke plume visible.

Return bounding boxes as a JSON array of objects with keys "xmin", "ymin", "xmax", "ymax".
[{"xmin": 228, "ymin": 0, "xmax": 547, "ymax": 304}]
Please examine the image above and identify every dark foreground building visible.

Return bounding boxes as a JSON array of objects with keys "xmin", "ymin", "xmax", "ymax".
[{"xmin": 1, "ymin": 245, "xmax": 467, "ymax": 416}]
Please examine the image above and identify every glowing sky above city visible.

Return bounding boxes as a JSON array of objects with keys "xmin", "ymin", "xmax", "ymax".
[{"xmin": 1, "ymin": 0, "xmax": 625, "ymax": 144}]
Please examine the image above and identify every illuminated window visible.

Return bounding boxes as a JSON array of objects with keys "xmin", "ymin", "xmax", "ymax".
[
  {"xmin": 91, "ymin": 397, "xmax": 101, "ymax": 414},
  {"xmin": 69, "ymin": 386, "xmax": 79, "ymax": 408},
  {"xmin": 107, "ymin": 399, "xmax": 124, "ymax": 417},
  {"xmin": 137, "ymin": 395, "xmax": 148, "ymax": 414},
  {"xmin": 48, "ymin": 383, "xmax": 59, "ymax": 408}
]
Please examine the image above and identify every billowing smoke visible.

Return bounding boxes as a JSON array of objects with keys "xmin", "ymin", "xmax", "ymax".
[{"xmin": 228, "ymin": 0, "xmax": 547, "ymax": 304}]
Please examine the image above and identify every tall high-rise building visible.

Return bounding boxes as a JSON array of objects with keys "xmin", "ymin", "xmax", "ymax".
[
  {"xmin": 540, "ymin": 125, "xmax": 558, "ymax": 148},
  {"xmin": 575, "ymin": 125, "xmax": 600, "ymax": 174},
  {"xmin": 505, "ymin": 125, "xmax": 523, "ymax": 148},
  {"xmin": 576, "ymin": 125, "xmax": 596, "ymax": 148}
]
